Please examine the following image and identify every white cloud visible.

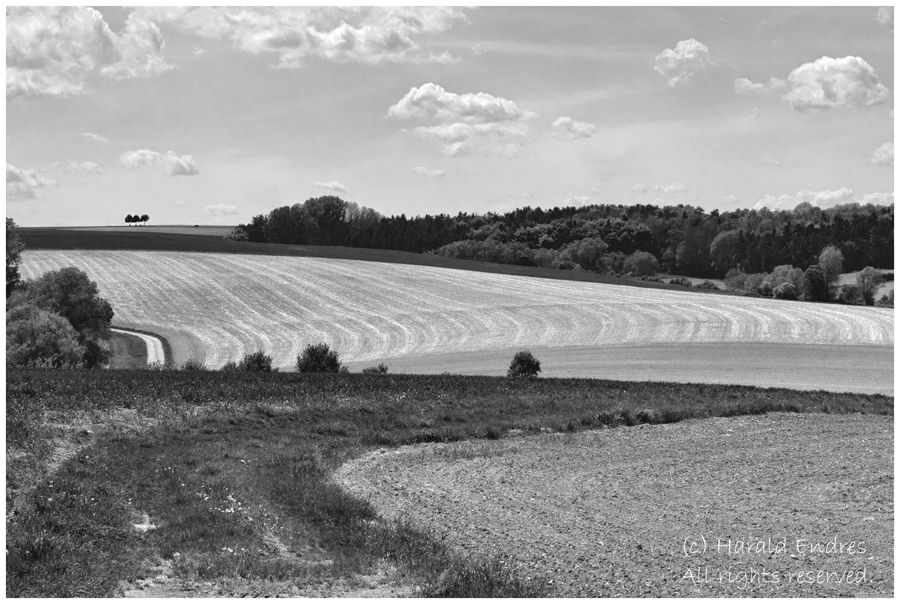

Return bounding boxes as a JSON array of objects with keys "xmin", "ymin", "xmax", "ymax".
[
  {"xmin": 877, "ymin": 7, "xmax": 893, "ymax": 27},
  {"xmin": 753, "ymin": 188, "xmax": 857, "ymax": 211},
  {"xmin": 550, "ymin": 117, "xmax": 597, "ymax": 140},
  {"xmin": 653, "ymin": 182, "xmax": 685, "ymax": 193},
  {"xmin": 7, "ymin": 163, "xmax": 56, "ymax": 200},
  {"xmin": 138, "ymin": 7, "xmax": 465, "ymax": 68},
  {"xmin": 721, "ymin": 195, "xmax": 738, "ymax": 205},
  {"xmin": 120, "ymin": 149, "xmax": 200, "ymax": 176},
  {"xmin": 564, "ymin": 194, "xmax": 591, "ymax": 206},
  {"xmin": 205, "ymin": 204, "xmax": 239, "ymax": 215},
  {"xmin": 193, "ymin": 47, "xmax": 206, "ymax": 56},
  {"xmin": 7, "ymin": 7, "xmax": 174, "ymax": 100},
  {"xmin": 390, "ymin": 83, "xmax": 537, "ymax": 157},
  {"xmin": 315, "ymin": 181, "xmax": 348, "ymax": 193},
  {"xmin": 783, "ymin": 56, "xmax": 889, "ymax": 111},
  {"xmin": 411, "ymin": 167, "xmax": 445, "ymax": 177},
  {"xmin": 82, "ymin": 132, "xmax": 108, "ymax": 143},
  {"xmin": 733, "ymin": 77, "xmax": 788, "ymax": 94},
  {"xmin": 631, "ymin": 184, "xmax": 648, "ymax": 194},
  {"xmin": 67, "ymin": 161, "xmax": 103, "ymax": 174},
  {"xmin": 653, "ymin": 39, "xmax": 712, "ymax": 87},
  {"xmin": 860, "ymin": 192, "xmax": 893, "ymax": 205},
  {"xmin": 870, "ymin": 143, "xmax": 894, "ymax": 166}
]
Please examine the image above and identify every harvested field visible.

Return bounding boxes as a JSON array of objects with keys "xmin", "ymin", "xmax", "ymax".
[{"xmin": 337, "ymin": 413, "xmax": 894, "ymax": 597}]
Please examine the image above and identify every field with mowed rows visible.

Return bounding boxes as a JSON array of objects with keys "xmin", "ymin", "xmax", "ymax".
[{"xmin": 20, "ymin": 249, "xmax": 893, "ymax": 392}]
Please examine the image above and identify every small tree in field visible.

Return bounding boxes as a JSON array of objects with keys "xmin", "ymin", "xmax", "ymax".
[
  {"xmin": 802, "ymin": 264, "xmax": 830, "ymax": 302},
  {"xmin": 238, "ymin": 350, "xmax": 273, "ymax": 371},
  {"xmin": 857, "ymin": 267, "xmax": 886, "ymax": 306},
  {"xmin": 140, "ymin": 214, "xmax": 150, "ymax": 225},
  {"xmin": 296, "ymin": 342, "xmax": 345, "ymax": 373},
  {"xmin": 508, "ymin": 350, "xmax": 541, "ymax": 378}
]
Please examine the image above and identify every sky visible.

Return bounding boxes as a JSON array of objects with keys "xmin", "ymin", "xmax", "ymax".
[{"xmin": 5, "ymin": 5, "xmax": 895, "ymax": 227}]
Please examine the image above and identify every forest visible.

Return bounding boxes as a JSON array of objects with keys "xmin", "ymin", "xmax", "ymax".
[{"xmin": 229, "ymin": 196, "xmax": 894, "ymax": 279}]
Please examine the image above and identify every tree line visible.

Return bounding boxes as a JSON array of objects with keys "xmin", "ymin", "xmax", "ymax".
[
  {"xmin": 125, "ymin": 214, "xmax": 150, "ymax": 225},
  {"xmin": 228, "ymin": 197, "xmax": 893, "ymax": 279}
]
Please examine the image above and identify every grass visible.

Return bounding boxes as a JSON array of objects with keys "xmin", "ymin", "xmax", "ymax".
[{"xmin": 7, "ymin": 368, "xmax": 892, "ymax": 597}]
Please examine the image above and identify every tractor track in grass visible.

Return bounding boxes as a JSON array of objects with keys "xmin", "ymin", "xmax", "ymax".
[{"xmin": 336, "ymin": 412, "xmax": 893, "ymax": 597}]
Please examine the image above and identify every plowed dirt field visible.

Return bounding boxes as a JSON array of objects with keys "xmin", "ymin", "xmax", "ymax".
[{"xmin": 337, "ymin": 413, "xmax": 893, "ymax": 597}]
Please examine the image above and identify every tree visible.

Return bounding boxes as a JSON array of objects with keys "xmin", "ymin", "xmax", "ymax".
[
  {"xmin": 140, "ymin": 214, "xmax": 150, "ymax": 225},
  {"xmin": 622, "ymin": 250, "xmax": 659, "ymax": 276},
  {"xmin": 27, "ymin": 267, "xmax": 114, "ymax": 368},
  {"xmin": 238, "ymin": 350, "xmax": 273, "ymax": 371},
  {"xmin": 709, "ymin": 230, "xmax": 741, "ymax": 273},
  {"xmin": 856, "ymin": 267, "xmax": 886, "ymax": 306},
  {"xmin": 7, "ymin": 218, "xmax": 25, "ymax": 297},
  {"xmin": 818, "ymin": 245, "xmax": 844, "ymax": 292},
  {"xmin": 802, "ymin": 264, "xmax": 830, "ymax": 302},
  {"xmin": 6, "ymin": 292, "xmax": 85, "ymax": 368},
  {"xmin": 507, "ymin": 350, "xmax": 541, "ymax": 377},
  {"xmin": 125, "ymin": 214, "xmax": 134, "ymax": 225},
  {"xmin": 772, "ymin": 282, "xmax": 798, "ymax": 300},
  {"xmin": 296, "ymin": 342, "xmax": 345, "ymax": 372}
]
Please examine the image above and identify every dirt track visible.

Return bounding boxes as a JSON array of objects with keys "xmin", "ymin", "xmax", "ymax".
[{"xmin": 337, "ymin": 413, "xmax": 893, "ymax": 597}]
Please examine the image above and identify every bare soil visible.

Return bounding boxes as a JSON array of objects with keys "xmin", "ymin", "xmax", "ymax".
[{"xmin": 337, "ymin": 413, "xmax": 893, "ymax": 597}]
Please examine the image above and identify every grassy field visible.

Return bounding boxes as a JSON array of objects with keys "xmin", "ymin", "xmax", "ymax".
[
  {"xmin": 19, "ymin": 250, "xmax": 893, "ymax": 374},
  {"xmin": 6, "ymin": 368, "xmax": 892, "ymax": 597}
]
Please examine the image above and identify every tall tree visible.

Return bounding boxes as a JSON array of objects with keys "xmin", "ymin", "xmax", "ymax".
[
  {"xmin": 7, "ymin": 218, "xmax": 25, "ymax": 297},
  {"xmin": 856, "ymin": 267, "xmax": 885, "ymax": 306}
]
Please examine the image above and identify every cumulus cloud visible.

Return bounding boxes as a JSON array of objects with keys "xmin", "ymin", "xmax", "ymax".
[
  {"xmin": 870, "ymin": 142, "xmax": 894, "ymax": 166},
  {"xmin": 753, "ymin": 188, "xmax": 857, "ymax": 211},
  {"xmin": 82, "ymin": 132, "xmax": 108, "ymax": 143},
  {"xmin": 550, "ymin": 117, "xmax": 597, "ymax": 140},
  {"xmin": 411, "ymin": 167, "xmax": 445, "ymax": 177},
  {"xmin": 67, "ymin": 161, "xmax": 103, "ymax": 174},
  {"xmin": 389, "ymin": 83, "xmax": 537, "ymax": 157},
  {"xmin": 205, "ymin": 204, "xmax": 239, "ymax": 216},
  {"xmin": 137, "ymin": 7, "xmax": 465, "ymax": 68},
  {"xmin": 877, "ymin": 7, "xmax": 893, "ymax": 28},
  {"xmin": 783, "ymin": 56, "xmax": 889, "ymax": 111},
  {"xmin": 733, "ymin": 77, "xmax": 788, "ymax": 94},
  {"xmin": 860, "ymin": 192, "xmax": 893, "ymax": 205},
  {"xmin": 564, "ymin": 194, "xmax": 591, "ymax": 206},
  {"xmin": 721, "ymin": 195, "xmax": 738, "ymax": 205},
  {"xmin": 7, "ymin": 163, "xmax": 56, "ymax": 200},
  {"xmin": 7, "ymin": 7, "xmax": 174, "ymax": 100},
  {"xmin": 315, "ymin": 181, "xmax": 348, "ymax": 193},
  {"xmin": 120, "ymin": 149, "xmax": 200, "ymax": 176},
  {"xmin": 653, "ymin": 39, "xmax": 712, "ymax": 87},
  {"xmin": 631, "ymin": 183, "xmax": 648, "ymax": 194},
  {"xmin": 653, "ymin": 182, "xmax": 685, "ymax": 193}
]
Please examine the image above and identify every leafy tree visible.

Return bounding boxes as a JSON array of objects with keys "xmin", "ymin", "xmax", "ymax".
[
  {"xmin": 125, "ymin": 214, "xmax": 134, "ymax": 225},
  {"xmin": 238, "ymin": 350, "xmax": 273, "ymax": 371},
  {"xmin": 6, "ymin": 293, "xmax": 85, "ymax": 368},
  {"xmin": 26, "ymin": 267, "xmax": 114, "ymax": 368},
  {"xmin": 772, "ymin": 282, "xmax": 798, "ymax": 300},
  {"xmin": 622, "ymin": 250, "xmax": 659, "ymax": 276},
  {"xmin": 140, "ymin": 214, "xmax": 150, "ymax": 225},
  {"xmin": 7, "ymin": 218, "xmax": 25, "ymax": 297},
  {"xmin": 838, "ymin": 284, "xmax": 862, "ymax": 305},
  {"xmin": 296, "ymin": 342, "xmax": 344, "ymax": 373},
  {"xmin": 507, "ymin": 350, "xmax": 541, "ymax": 378},
  {"xmin": 856, "ymin": 267, "xmax": 886, "ymax": 306},
  {"xmin": 818, "ymin": 245, "xmax": 844, "ymax": 290},
  {"xmin": 802, "ymin": 264, "xmax": 830, "ymax": 302},
  {"xmin": 709, "ymin": 230, "xmax": 741, "ymax": 273}
]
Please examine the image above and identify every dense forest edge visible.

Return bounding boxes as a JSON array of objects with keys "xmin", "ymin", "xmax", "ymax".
[{"xmin": 225, "ymin": 197, "xmax": 892, "ymax": 282}]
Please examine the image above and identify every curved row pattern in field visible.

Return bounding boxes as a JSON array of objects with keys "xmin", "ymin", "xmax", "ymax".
[{"xmin": 21, "ymin": 250, "xmax": 894, "ymax": 370}]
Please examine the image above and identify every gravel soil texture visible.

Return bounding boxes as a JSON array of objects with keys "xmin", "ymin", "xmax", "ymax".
[{"xmin": 336, "ymin": 413, "xmax": 893, "ymax": 597}]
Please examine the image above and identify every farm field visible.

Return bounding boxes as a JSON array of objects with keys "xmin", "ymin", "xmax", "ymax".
[
  {"xmin": 62, "ymin": 225, "xmax": 234, "ymax": 237},
  {"xmin": 338, "ymin": 412, "xmax": 893, "ymax": 597},
  {"xmin": 20, "ymin": 249, "xmax": 893, "ymax": 394}
]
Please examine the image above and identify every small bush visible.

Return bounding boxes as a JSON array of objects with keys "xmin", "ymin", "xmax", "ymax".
[
  {"xmin": 507, "ymin": 350, "xmax": 541, "ymax": 378},
  {"xmin": 694, "ymin": 280, "xmax": 718, "ymax": 290},
  {"xmin": 772, "ymin": 282, "xmax": 797, "ymax": 300},
  {"xmin": 755, "ymin": 282, "xmax": 773, "ymax": 297},
  {"xmin": 838, "ymin": 284, "xmax": 862, "ymax": 305},
  {"xmin": 668, "ymin": 276, "xmax": 691, "ymax": 287},
  {"xmin": 180, "ymin": 358, "xmax": 207, "ymax": 371},
  {"xmin": 296, "ymin": 342, "xmax": 345, "ymax": 373},
  {"xmin": 220, "ymin": 360, "xmax": 238, "ymax": 372},
  {"xmin": 238, "ymin": 350, "xmax": 273, "ymax": 372},
  {"xmin": 361, "ymin": 363, "xmax": 389, "ymax": 374}
]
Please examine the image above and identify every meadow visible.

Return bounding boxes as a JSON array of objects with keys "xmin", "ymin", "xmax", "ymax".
[{"xmin": 7, "ymin": 368, "xmax": 892, "ymax": 597}]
